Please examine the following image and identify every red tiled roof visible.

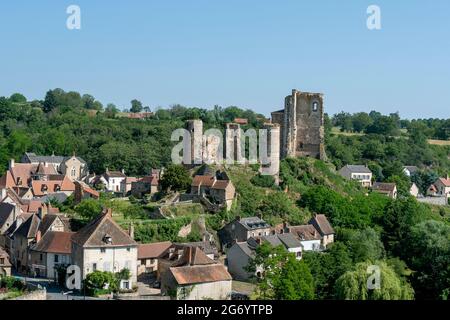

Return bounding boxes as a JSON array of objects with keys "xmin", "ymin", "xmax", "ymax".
[
  {"xmin": 169, "ymin": 264, "xmax": 232, "ymax": 285},
  {"xmin": 192, "ymin": 175, "xmax": 216, "ymax": 188},
  {"xmin": 31, "ymin": 176, "xmax": 75, "ymax": 196},
  {"xmin": 211, "ymin": 180, "xmax": 230, "ymax": 190},
  {"xmin": 138, "ymin": 241, "xmax": 172, "ymax": 259},
  {"xmin": 437, "ymin": 178, "xmax": 450, "ymax": 187},
  {"xmin": 31, "ymin": 231, "xmax": 75, "ymax": 254}
]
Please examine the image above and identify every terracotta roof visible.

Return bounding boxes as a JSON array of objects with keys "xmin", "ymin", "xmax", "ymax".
[
  {"xmin": 30, "ymin": 231, "xmax": 75, "ymax": 254},
  {"xmin": 10, "ymin": 163, "xmax": 36, "ymax": 187},
  {"xmin": 289, "ymin": 225, "xmax": 322, "ymax": 241},
  {"xmin": 233, "ymin": 118, "xmax": 248, "ymax": 125},
  {"xmin": 138, "ymin": 241, "xmax": 172, "ymax": 259},
  {"xmin": 310, "ymin": 214, "xmax": 334, "ymax": 235},
  {"xmin": 192, "ymin": 175, "xmax": 216, "ymax": 188},
  {"xmin": 169, "ymin": 264, "xmax": 232, "ymax": 285},
  {"xmin": 171, "ymin": 246, "xmax": 215, "ymax": 267},
  {"xmin": 71, "ymin": 211, "xmax": 137, "ymax": 248},
  {"xmin": 0, "ymin": 171, "xmax": 16, "ymax": 189},
  {"xmin": 31, "ymin": 176, "xmax": 75, "ymax": 196},
  {"xmin": 437, "ymin": 178, "xmax": 450, "ymax": 187},
  {"xmin": 35, "ymin": 162, "xmax": 58, "ymax": 175},
  {"xmin": 211, "ymin": 180, "xmax": 230, "ymax": 190},
  {"xmin": 139, "ymin": 175, "xmax": 159, "ymax": 186},
  {"xmin": 124, "ymin": 177, "xmax": 138, "ymax": 184}
]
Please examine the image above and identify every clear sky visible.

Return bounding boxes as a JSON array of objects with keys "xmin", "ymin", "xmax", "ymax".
[{"xmin": 1, "ymin": 1, "xmax": 449, "ymax": 118}]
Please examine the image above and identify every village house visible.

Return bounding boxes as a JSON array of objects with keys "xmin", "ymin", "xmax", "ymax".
[
  {"xmin": 22, "ymin": 153, "xmax": 88, "ymax": 182},
  {"xmin": 190, "ymin": 171, "xmax": 236, "ymax": 211},
  {"xmin": 0, "ymin": 202, "xmax": 21, "ymax": 247},
  {"xmin": 372, "ymin": 182, "xmax": 398, "ymax": 199},
  {"xmin": 226, "ymin": 233, "xmax": 302, "ymax": 281},
  {"xmin": 74, "ymin": 181, "xmax": 100, "ymax": 204},
  {"xmin": 70, "ymin": 209, "xmax": 138, "ymax": 290},
  {"xmin": 0, "ymin": 247, "xmax": 12, "ymax": 276},
  {"xmin": 131, "ymin": 170, "xmax": 161, "ymax": 198},
  {"xmin": 120, "ymin": 177, "xmax": 138, "ymax": 196},
  {"xmin": 288, "ymin": 225, "xmax": 322, "ymax": 251},
  {"xmin": 403, "ymin": 166, "xmax": 419, "ymax": 177},
  {"xmin": 308, "ymin": 214, "xmax": 335, "ymax": 248},
  {"xmin": 93, "ymin": 169, "xmax": 127, "ymax": 193},
  {"xmin": 428, "ymin": 176, "xmax": 450, "ymax": 197},
  {"xmin": 218, "ymin": 216, "xmax": 271, "ymax": 250},
  {"xmin": 29, "ymin": 231, "xmax": 74, "ymax": 279},
  {"xmin": 338, "ymin": 165, "xmax": 373, "ymax": 187},
  {"xmin": 9, "ymin": 208, "xmax": 67, "ymax": 273},
  {"xmin": 410, "ymin": 183, "xmax": 420, "ymax": 198},
  {"xmin": 30, "ymin": 176, "xmax": 76, "ymax": 201},
  {"xmin": 137, "ymin": 241, "xmax": 172, "ymax": 276},
  {"xmin": 160, "ymin": 246, "xmax": 232, "ymax": 300}
]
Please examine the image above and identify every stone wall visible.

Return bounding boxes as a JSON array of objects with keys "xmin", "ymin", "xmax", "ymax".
[{"xmin": 12, "ymin": 288, "xmax": 47, "ymax": 300}]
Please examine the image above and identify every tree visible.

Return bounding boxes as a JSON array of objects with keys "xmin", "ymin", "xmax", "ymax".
[
  {"xmin": 9, "ymin": 93, "xmax": 27, "ymax": 103},
  {"xmin": 160, "ymin": 164, "xmax": 192, "ymax": 192},
  {"xmin": 130, "ymin": 99, "xmax": 143, "ymax": 113},
  {"xmin": 105, "ymin": 103, "xmax": 119, "ymax": 118},
  {"xmin": 346, "ymin": 228, "xmax": 385, "ymax": 263},
  {"xmin": 334, "ymin": 261, "xmax": 414, "ymax": 300},
  {"xmin": 74, "ymin": 199, "xmax": 102, "ymax": 220},
  {"xmin": 405, "ymin": 220, "xmax": 450, "ymax": 299},
  {"xmin": 247, "ymin": 243, "xmax": 314, "ymax": 300},
  {"xmin": 43, "ymin": 90, "xmax": 58, "ymax": 112}
]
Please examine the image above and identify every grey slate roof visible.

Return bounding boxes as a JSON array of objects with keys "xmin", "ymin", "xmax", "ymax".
[
  {"xmin": 24, "ymin": 152, "xmax": 87, "ymax": 165},
  {"xmin": 0, "ymin": 203, "xmax": 15, "ymax": 228},
  {"xmin": 343, "ymin": 165, "xmax": 372, "ymax": 174},
  {"xmin": 239, "ymin": 217, "xmax": 270, "ymax": 230},
  {"xmin": 277, "ymin": 233, "xmax": 302, "ymax": 248}
]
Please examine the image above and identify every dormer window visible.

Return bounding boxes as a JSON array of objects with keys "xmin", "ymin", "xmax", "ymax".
[
  {"xmin": 54, "ymin": 185, "xmax": 61, "ymax": 192},
  {"xmin": 103, "ymin": 234, "xmax": 112, "ymax": 244},
  {"xmin": 41, "ymin": 185, "xmax": 48, "ymax": 192}
]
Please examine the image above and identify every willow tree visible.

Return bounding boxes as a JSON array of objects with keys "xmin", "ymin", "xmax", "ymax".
[{"xmin": 334, "ymin": 261, "xmax": 414, "ymax": 300}]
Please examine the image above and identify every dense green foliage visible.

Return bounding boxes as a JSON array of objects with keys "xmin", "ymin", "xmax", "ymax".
[
  {"xmin": 247, "ymin": 243, "xmax": 314, "ymax": 300},
  {"xmin": 160, "ymin": 164, "xmax": 192, "ymax": 192}
]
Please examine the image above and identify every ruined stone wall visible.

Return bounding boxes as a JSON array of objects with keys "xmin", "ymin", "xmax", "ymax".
[
  {"xmin": 184, "ymin": 120, "xmax": 203, "ymax": 165},
  {"xmin": 260, "ymin": 123, "xmax": 280, "ymax": 176}
]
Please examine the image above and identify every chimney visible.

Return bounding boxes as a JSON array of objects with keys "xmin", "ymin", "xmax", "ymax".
[
  {"xmin": 104, "ymin": 208, "xmax": 112, "ymax": 218},
  {"xmin": 9, "ymin": 159, "xmax": 15, "ymax": 169},
  {"xmin": 44, "ymin": 162, "xmax": 48, "ymax": 168},
  {"xmin": 129, "ymin": 222, "xmax": 135, "ymax": 239},
  {"xmin": 36, "ymin": 230, "xmax": 42, "ymax": 243}
]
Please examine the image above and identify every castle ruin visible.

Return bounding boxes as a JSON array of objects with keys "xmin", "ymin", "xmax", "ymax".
[{"xmin": 271, "ymin": 89, "xmax": 326, "ymax": 160}]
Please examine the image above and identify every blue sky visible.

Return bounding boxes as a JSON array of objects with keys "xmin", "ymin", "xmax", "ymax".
[{"xmin": 1, "ymin": 1, "xmax": 449, "ymax": 118}]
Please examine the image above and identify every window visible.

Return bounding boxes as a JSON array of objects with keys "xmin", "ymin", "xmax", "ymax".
[
  {"xmin": 126, "ymin": 247, "xmax": 130, "ymax": 252},
  {"xmin": 93, "ymin": 263, "xmax": 97, "ymax": 271},
  {"xmin": 40, "ymin": 254, "xmax": 43, "ymax": 261},
  {"xmin": 296, "ymin": 252, "xmax": 302, "ymax": 258},
  {"xmin": 0, "ymin": 258, "xmax": 4, "ymax": 264},
  {"xmin": 54, "ymin": 255, "xmax": 59, "ymax": 263},
  {"xmin": 312, "ymin": 102, "xmax": 319, "ymax": 112},
  {"xmin": 71, "ymin": 167, "xmax": 76, "ymax": 177},
  {"xmin": 101, "ymin": 248, "xmax": 106, "ymax": 253}
]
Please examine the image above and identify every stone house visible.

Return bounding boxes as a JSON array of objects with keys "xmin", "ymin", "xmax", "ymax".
[
  {"xmin": 226, "ymin": 233, "xmax": 302, "ymax": 281},
  {"xmin": 308, "ymin": 214, "xmax": 335, "ymax": 248},
  {"xmin": 131, "ymin": 175, "xmax": 160, "ymax": 198},
  {"xmin": 74, "ymin": 181, "xmax": 100, "ymax": 204},
  {"xmin": 137, "ymin": 241, "xmax": 172, "ymax": 276},
  {"xmin": 22, "ymin": 153, "xmax": 88, "ymax": 182},
  {"xmin": 191, "ymin": 172, "xmax": 235, "ymax": 211},
  {"xmin": 70, "ymin": 209, "xmax": 138, "ymax": 289},
  {"xmin": 9, "ymin": 210, "xmax": 67, "ymax": 273},
  {"xmin": 30, "ymin": 176, "xmax": 76, "ymax": 200},
  {"xmin": 218, "ymin": 216, "xmax": 271, "ymax": 250},
  {"xmin": 160, "ymin": 246, "xmax": 232, "ymax": 300},
  {"xmin": 29, "ymin": 231, "xmax": 74, "ymax": 279},
  {"xmin": 432, "ymin": 177, "xmax": 450, "ymax": 196},
  {"xmin": 288, "ymin": 225, "xmax": 322, "ymax": 251},
  {"xmin": 120, "ymin": 177, "xmax": 138, "ymax": 196},
  {"xmin": 0, "ymin": 203, "xmax": 21, "ymax": 247},
  {"xmin": 338, "ymin": 165, "xmax": 373, "ymax": 187},
  {"xmin": 372, "ymin": 182, "xmax": 398, "ymax": 199},
  {"xmin": 0, "ymin": 247, "xmax": 11, "ymax": 276}
]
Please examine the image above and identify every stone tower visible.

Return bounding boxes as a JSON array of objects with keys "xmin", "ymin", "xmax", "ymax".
[
  {"xmin": 184, "ymin": 119, "xmax": 203, "ymax": 165},
  {"xmin": 271, "ymin": 89, "xmax": 326, "ymax": 160},
  {"xmin": 260, "ymin": 123, "xmax": 280, "ymax": 177},
  {"xmin": 225, "ymin": 123, "xmax": 243, "ymax": 164}
]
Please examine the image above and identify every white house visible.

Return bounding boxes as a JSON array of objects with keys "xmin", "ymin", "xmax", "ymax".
[
  {"xmin": 71, "ymin": 209, "xmax": 138, "ymax": 289},
  {"xmin": 338, "ymin": 165, "xmax": 373, "ymax": 187},
  {"xmin": 410, "ymin": 183, "xmax": 420, "ymax": 198},
  {"xmin": 288, "ymin": 225, "xmax": 322, "ymax": 251},
  {"xmin": 403, "ymin": 166, "xmax": 419, "ymax": 177}
]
